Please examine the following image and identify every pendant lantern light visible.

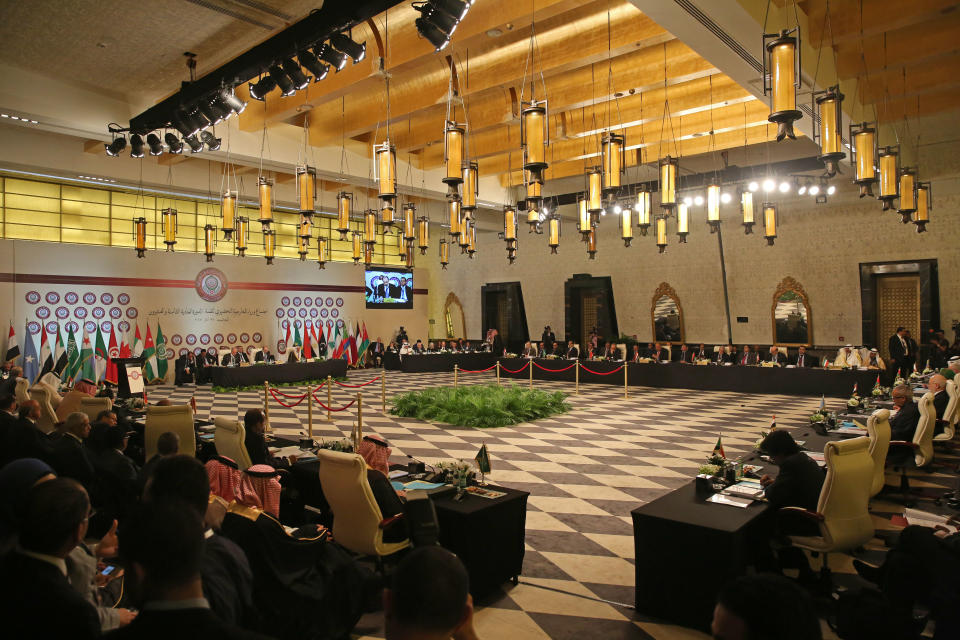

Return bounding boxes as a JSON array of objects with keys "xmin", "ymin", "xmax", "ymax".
[
  {"xmin": 586, "ymin": 227, "xmax": 597, "ymax": 259},
  {"xmin": 381, "ymin": 198, "xmax": 396, "ymax": 228},
  {"xmin": 395, "ymin": 226, "xmax": 408, "ymax": 257},
  {"xmin": 336, "ymin": 191, "xmax": 352, "ymax": 239},
  {"xmin": 602, "ymin": 132, "xmax": 625, "ymax": 190},
  {"xmin": 706, "ymin": 183, "xmax": 721, "ymax": 232},
  {"xmin": 258, "ymin": 176, "xmax": 274, "ymax": 227},
  {"xmin": 762, "ymin": 29, "xmax": 801, "ymax": 141},
  {"xmin": 813, "ymin": 86, "xmax": 845, "ymax": 177},
  {"xmin": 263, "ymin": 229, "xmax": 275, "ymax": 264},
  {"xmin": 462, "ymin": 162, "xmax": 478, "ymax": 212},
  {"xmin": 913, "ymin": 182, "xmax": 930, "ymax": 232},
  {"xmin": 502, "ymin": 204, "xmax": 518, "ymax": 243},
  {"xmin": 636, "ymin": 190, "xmax": 651, "ymax": 236},
  {"xmin": 316, "ymin": 236, "xmax": 328, "ymax": 269},
  {"xmin": 402, "ymin": 203, "xmax": 417, "ymax": 241},
  {"xmin": 620, "ymin": 205, "xmax": 633, "ymax": 247},
  {"xmin": 467, "ymin": 224, "xmax": 477, "ymax": 258},
  {"xmin": 659, "ymin": 156, "xmax": 678, "ymax": 210},
  {"xmin": 161, "ymin": 208, "xmax": 177, "ymax": 252},
  {"xmin": 577, "ymin": 196, "xmax": 591, "ymax": 240},
  {"xmin": 741, "ymin": 190, "xmax": 755, "ymax": 234},
  {"xmin": 877, "ymin": 146, "xmax": 899, "ymax": 211},
  {"xmin": 404, "ymin": 244, "xmax": 414, "ymax": 269},
  {"xmin": 439, "ymin": 238, "xmax": 450, "ymax": 269},
  {"xmin": 656, "ymin": 216, "xmax": 668, "ymax": 253},
  {"xmin": 526, "ymin": 175, "xmax": 542, "ymax": 208},
  {"xmin": 235, "ymin": 216, "xmax": 249, "ymax": 256},
  {"xmin": 351, "ymin": 231, "xmax": 363, "ymax": 264},
  {"xmin": 526, "ymin": 204, "xmax": 540, "ymax": 232},
  {"xmin": 448, "ymin": 198, "xmax": 462, "ymax": 237},
  {"xmin": 587, "ymin": 168, "xmax": 603, "ymax": 216},
  {"xmin": 458, "ymin": 217, "xmax": 471, "ymax": 252},
  {"xmin": 762, "ymin": 202, "xmax": 777, "ymax": 245},
  {"xmin": 364, "ymin": 244, "xmax": 374, "ymax": 266},
  {"xmin": 506, "ymin": 239, "xmax": 517, "ymax": 265},
  {"xmin": 298, "ymin": 236, "xmax": 310, "ymax": 261},
  {"xmin": 417, "ymin": 215, "xmax": 430, "ymax": 255},
  {"xmin": 547, "ymin": 214, "xmax": 561, "ymax": 254},
  {"xmin": 676, "ymin": 203, "xmax": 689, "ymax": 243},
  {"xmin": 443, "ymin": 122, "xmax": 465, "ymax": 191},
  {"xmin": 296, "ymin": 165, "xmax": 316, "ymax": 216},
  {"xmin": 221, "ymin": 190, "xmax": 237, "ymax": 239},
  {"xmin": 897, "ymin": 168, "xmax": 917, "ymax": 223},
  {"xmin": 299, "ymin": 215, "xmax": 311, "ymax": 240},
  {"xmin": 203, "ymin": 224, "xmax": 216, "ymax": 262},
  {"xmin": 850, "ymin": 122, "xmax": 877, "ymax": 197},
  {"xmin": 375, "ymin": 141, "xmax": 397, "ymax": 200},
  {"xmin": 364, "ymin": 209, "xmax": 378, "ymax": 247},
  {"xmin": 133, "ymin": 217, "xmax": 148, "ymax": 258},
  {"xmin": 521, "ymin": 100, "xmax": 548, "ymax": 184}
]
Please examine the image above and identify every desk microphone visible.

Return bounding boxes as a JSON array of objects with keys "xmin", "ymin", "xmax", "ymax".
[{"xmin": 406, "ymin": 454, "xmax": 435, "ymax": 477}]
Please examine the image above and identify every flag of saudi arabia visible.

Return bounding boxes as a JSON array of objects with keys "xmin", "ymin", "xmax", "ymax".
[
  {"xmin": 474, "ymin": 443, "xmax": 491, "ymax": 474},
  {"xmin": 66, "ymin": 325, "xmax": 80, "ymax": 383},
  {"xmin": 143, "ymin": 325, "xmax": 157, "ymax": 383},
  {"xmin": 53, "ymin": 325, "xmax": 68, "ymax": 377},
  {"xmin": 293, "ymin": 322, "xmax": 302, "ymax": 347},
  {"xmin": 79, "ymin": 330, "xmax": 96, "ymax": 384},
  {"xmin": 155, "ymin": 323, "xmax": 168, "ymax": 381}
]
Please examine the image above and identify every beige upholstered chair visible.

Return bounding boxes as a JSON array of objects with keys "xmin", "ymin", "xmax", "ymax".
[
  {"xmin": 901, "ymin": 392, "xmax": 936, "ymax": 468},
  {"xmin": 27, "ymin": 385, "xmax": 59, "ymax": 434},
  {"xmin": 144, "ymin": 404, "xmax": 196, "ymax": 460},
  {"xmin": 79, "ymin": 396, "xmax": 112, "ymax": 422},
  {"xmin": 782, "ymin": 437, "xmax": 875, "ymax": 578},
  {"xmin": 36, "ymin": 376, "xmax": 62, "ymax": 409},
  {"xmin": 865, "ymin": 409, "xmax": 891, "ymax": 497},
  {"xmin": 933, "ymin": 380, "xmax": 957, "ymax": 443},
  {"xmin": 316, "ymin": 449, "xmax": 410, "ymax": 562},
  {"xmin": 213, "ymin": 417, "xmax": 252, "ymax": 470},
  {"xmin": 14, "ymin": 378, "xmax": 30, "ymax": 404}
]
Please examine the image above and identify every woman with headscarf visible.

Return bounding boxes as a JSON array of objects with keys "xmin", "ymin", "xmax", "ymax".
[{"xmin": 357, "ymin": 435, "xmax": 406, "ymax": 543}]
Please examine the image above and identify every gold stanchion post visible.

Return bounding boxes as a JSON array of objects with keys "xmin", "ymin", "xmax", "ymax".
[
  {"xmin": 381, "ymin": 372, "xmax": 386, "ymax": 412},
  {"xmin": 575, "ymin": 361, "xmax": 580, "ymax": 395},
  {"xmin": 528, "ymin": 360, "xmax": 533, "ymax": 389},
  {"xmin": 356, "ymin": 392, "xmax": 363, "ymax": 447},
  {"xmin": 454, "ymin": 364, "xmax": 459, "ymax": 388},
  {"xmin": 496, "ymin": 361, "xmax": 501, "ymax": 386},
  {"xmin": 263, "ymin": 382, "xmax": 272, "ymax": 432},
  {"xmin": 623, "ymin": 364, "xmax": 628, "ymax": 399},
  {"xmin": 307, "ymin": 385, "xmax": 314, "ymax": 439},
  {"xmin": 326, "ymin": 375, "xmax": 333, "ymax": 422}
]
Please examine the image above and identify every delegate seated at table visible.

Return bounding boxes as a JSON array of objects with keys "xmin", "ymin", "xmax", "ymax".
[
  {"xmin": 834, "ymin": 345, "xmax": 863, "ymax": 368},
  {"xmin": 694, "ymin": 343, "xmax": 710, "ymax": 361},
  {"xmin": 522, "ymin": 342, "xmax": 537, "ymax": 358},
  {"xmin": 357, "ymin": 435, "xmax": 406, "ymax": 543},
  {"xmin": 254, "ymin": 346, "xmax": 276, "ymax": 363},
  {"xmin": 929, "ymin": 374, "xmax": 948, "ymax": 434},
  {"xmin": 789, "ymin": 346, "xmax": 814, "ymax": 368},
  {"xmin": 566, "ymin": 341, "xmax": 579, "ymax": 359},
  {"xmin": 286, "ymin": 347, "xmax": 301, "ymax": 363},
  {"xmin": 889, "ymin": 385, "xmax": 921, "ymax": 456},
  {"xmin": 738, "ymin": 345, "xmax": 757, "ymax": 366},
  {"xmin": 630, "ymin": 344, "xmax": 643, "ymax": 362},
  {"xmin": 650, "ymin": 343, "xmax": 668, "ymax": 363},
  {"xmin": 604, "ymin": 343, "xmax": 622, "ymax": 361},
  {"xmin": 864, "ymin": 348, "xmax": 885, "ymax": 370},
  {"xmin": 412, "ymin": 340, "xmax": 425, "ymax": 354},
  {"xmin": 243, "ymin": 409, "xmax": 293, "ymax": 469},
  {"xmin": 765, "ymin": 346, "xmax": 786, "ymax": 365},
  {"xmin": 673, "ymin": 344, "xmax": 693, "ymax": 363},
  {"xmin": 536, "ymin": 342, "xmax": 548, "ymax": 358},
  {"xmin": 759, "ymin": 430, "xmax": 825, "ymax": 538}
]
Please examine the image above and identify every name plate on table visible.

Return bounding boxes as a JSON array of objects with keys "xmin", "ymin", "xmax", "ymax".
[
  {"xmin": 695, "ymin": 360, "xmax": 709, "ymax": 366},
  {"xmin": 636, "ymin": 358, "xmax": 652, "ymax": 363},
  {"xmin": 760, "ymin": 362, "xmax": 777, "ymax": 367}
]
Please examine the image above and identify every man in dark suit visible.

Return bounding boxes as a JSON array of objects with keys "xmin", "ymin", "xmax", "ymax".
[
  {"xmin": 889, "ymin": 384, "xmax": 921, "ymax": 443},
  {"xmin": 650, "ymin": 342, "xmax": 668, "ymax": 362},
  {"xmin": 49, "ymin": 412, "xmax": 95, "ymax": 491},
  {"xmin": 221, "ymin": 346, "xmax": 243, "ymax": 366},
  {"xmin": 630, "ymin": 344, "xmax": 643, "ymax": 362},
  {"xmin": 412, "ymin": 339, "xmax": 425, "ymax": 354},
  {"xmin": 738, "ymin": 345, "xmax": 757, "ymax": 366},
  {"xmin": 0, "ymin": 478, "xmax": 101, "ymax": 639},
  {"xmin": 94, "ymin": 426, "xmax": 140, "ymax": 522},
  {"xmin": 721, "ymin": 345, "xmax": 737, "ymax": 364},
  {"xmin": 694, "ymin": 343, "xmax": 710, "ymax": 361},
  {"xmin": 254, "ymin": 346, "xmax": 276, "ymax": 363},
  {"xmin": 888, "ymin": 327, "xmax": 913, "ymax": 376},
  {"xmin": 674, "ymin": 344, "xmax": 693, "ymax": 363},
  {"xmin": 370, "ymin": 338, "xmax": 385, "ymax": 366},
  {"xmin": 541, "ymin": 326, "xmax": 556, "ymax": 348},
  {"xmin": 174, "ymin": 351, "xmax": 198, "ymax": 385},
  {"xmin": 491, "ymin": 330, "xmax": 504, "ymax": 356},
  {"xmin": 765, "ymin": 346, "xmax": 786, "ymax": 365},
  {"xmin": 604, "ymin": 342, "xmax": 622, "ymax": 361},
  {"xmin": 566, "ymin": 341, "xmax": 579, "ymax": 359},
  {"xmin": 790, "ymin": 345, "xmax": 814, "ymax": 368},
  {"xmin": 1, "ymin": 399, "xmax": 50, "ymax": 467},
  {"xmin": 759, "ymin": 430, "xmax": 825, "ymax": 541},
  {"xmin": 928, "ymin": 374, "xmax": 949, "ymax": 434}
]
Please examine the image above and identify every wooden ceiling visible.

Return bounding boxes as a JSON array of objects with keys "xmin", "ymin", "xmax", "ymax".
[
  {"xmin": 236, "ymin": 0, "xmax": 779, "ymax": 188},
  {"xmin": 799, "ymin": 0, "xmax": 960, "ymax": 124}
]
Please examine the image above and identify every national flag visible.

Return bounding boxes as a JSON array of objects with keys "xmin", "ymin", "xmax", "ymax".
[
  {"xmin": 155, "ymin": 323, "xmax": 168, "ymax": 382},
  {"xmin": 106, "ymin": 324, "xmax": 119, "ymax": 385},
  {"xmin": 873, "ymin": 374, "xmax": 881, "ymax": 391},
  {"xmin": 22, "ymin": 321, "xmax": 39, "ymax": 384},
  {"xmin": 331, "ymin": 323, "xmax": 343, "ymax": 359},
  {"xmin": 94, "ymin": 324, "xmax": 108, "ymax": 383},
  {"xmin": 822, "ymin": 356, "xmax": 829, "ymax": 368},
  {"xmin": 343, "ymin": 323, "xmax": 355, "ymax": 365},
  {"xmin": 53, "ymin": 325, "xmax": 68, "ymax": 376},
  {"xmin": 852, "ymin": 382, "xmax": 858, "ymax": 396},
  {"xmin": 819, "ymin": 395, "xmax": 825, "ymax": 412},
  {"xmin": 325, "ymin": 325, "xmax": 333, "ymax": 358},
  {"xmin": 474, "ymin": 443, "xmax": 492, "ymax": 474},
  {"xmin": 79, "ymin": 329, "xmax": 96, "ymax": 384},
  {"xmin": 38, "ymin": 324, "xmax": 53, "ymax": 381},
  {"xmin": 769, "ymin": 414, "xmax": 776, "ymax": 431},
  {"xmin": 303, "ymin": 324, "xmax": 313, "ymax": 360},
  {"xmin": 913, "ymin": 362, "xmax": 918, "ymax": 373},
  {"xmin": 143, "ymin": 325, "xmax": 157, "ymax": 383},
  {"xmin": 348, "ymin": 323, "xmax": 359, "ymax": 365},
  {"xmin": 118, "ymin": 325, "xmax": 131, "ymax": 359},
  {"xmin": 293, "ymin": 322, "xmax": 302, "ymax": 348},
  {"xmin": 712, "ymin": 435, "xmax": 725, "ymax": 459},
  {"xmin": 65, "ymin": 325, "xmax": 80, "ymax": 382},
  {"xmin": 4, "ymin": 322, "xmax": 19, "ymax": 362},
  {"xmin": 132, "ymin": 324, "xmax": 143, "ymax": 357},
  {"xmin": 283, "ymin": 323, "xmax": 290, "ymax": 352}
]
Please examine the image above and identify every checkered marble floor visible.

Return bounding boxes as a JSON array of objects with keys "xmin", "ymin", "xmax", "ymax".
[{"xmin": 148, "ymin": 370, "xmax": 958, "ymax": 639}]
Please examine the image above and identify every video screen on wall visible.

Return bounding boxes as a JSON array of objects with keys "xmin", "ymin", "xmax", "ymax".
[{"xmin": 365, "ymin": 267, "xmax": 413, "ymax": 309}]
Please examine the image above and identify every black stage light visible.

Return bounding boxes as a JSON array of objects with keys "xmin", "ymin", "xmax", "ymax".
[
  {"xmin": 188, "ymin": 109, "xmax": 211, "ymax": 133},
  {"xmin": 129, "ymin": 133, "xmax": 145, "ymax": 158},
  {"xmin": 200, "ymin": 130, "xmax": 221, "ymax": 151},
  {"xmin": 146, "ymin": 133, "xmax": 164, "ymax": 156},
  {"xmin": 415, "ymin": 16, "xmax": 450, "ymax": 51},
  {"xmin": 248, "ymin": 75, "xmax": 276, "ymax": 101},
  {"xmin": 173, "ymin": 112, "xmax": 199, "ymax": 138},
  {"xmin": 198, "ymin": 101, "xmax": 225, "ymax": 126},
  {"xmin": 316, "ymin": 43, "xmax": 348, "ymax": 72},
  {"xmin": 297, "ymin": 49, "xmax": 329, "ymax": 82},
  {"xmin": 104, "ymin": 135, "xmax": 126, "ymax": 157},
  {"xmin": 329, "ymin": 33, "xmax": 366, "ymax": 64},
  {"xmin": 219, "ymin": 88, "xmax": 246, "ymax": 114},
  {"xmin": 268, "ymin": 64, "xmax": 296, "ymax": 96},
  {"xmin": 435, "ymin": 0, "xmax": 470, "ymax": 20},
  {"xmin": 164, "ymin": 132, "xmax": 183, "ymax": 154},
  {"xmin": 281, "ymin": 58, "xmax": 310, "ymax": 90},
  {"xmin": 184, "ymin": 134, "xmax": 203, "ymax": 153},
  {"xmin": 420, "ymin": 4, "xmax": 458, "ymax": 34}
]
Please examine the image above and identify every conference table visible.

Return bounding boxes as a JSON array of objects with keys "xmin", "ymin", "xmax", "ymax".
[
  {"xmin": 206, "ymin": 359, "xmax": 348, "ymax": 387},
  {"xmin": 382, "ymin": 351, "xmax": 498, "ymax": 373},
  {"xmin": 496, "ymin": 358, "xmax": 878, "ymax": 397}
]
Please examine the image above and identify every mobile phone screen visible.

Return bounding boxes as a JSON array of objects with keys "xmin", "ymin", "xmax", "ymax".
[{"xmin": 101, "ymin": 565, "xmax": 115, "ymax": 576}]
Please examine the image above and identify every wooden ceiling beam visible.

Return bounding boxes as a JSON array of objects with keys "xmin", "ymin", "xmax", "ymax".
[
  {"xmin": 876, "ymin": 86, "xmax": 960, "ymax": 123},
  {"xmin": 805, "ymin": 0, "xmax": 960, "ymax": 47},
  {"xmin": 833, "ymin": 12, "xmax": 960, "ymax": 78},
  {"xmin": 859, "ymin": 51, "xmax": 960, "ymax": 103}
]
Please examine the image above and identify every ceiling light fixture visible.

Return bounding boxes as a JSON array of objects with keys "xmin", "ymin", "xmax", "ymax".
[
  {"xmin": 129, "ymin": 134, "xmax": 145, "ymax": 158},
  {"xmin": 281, "ymin": 58, "xmax": 310, "ymax": 90},
  {"xmin": 146, "ymin": 133, "xmax": 164, "ymax": 156},
  {"xmin": 105, "ymin": 135, "xmax": 126, "ymax": 157},
  {"xmin": 184, "ymin": 134, "xmax": 203, "ymax": 153},
  {"xmin": 248, "ymin": 75, "xmax": 277, "ymax": 101},
  {"xmin": 297, "ymin": 49, "xmax": 330, "ymax": 82},
  {"xmin": 762, "ymin": 178, "xmax": 775, "ymax": 192},
  {"xmin": 329, "ymin": 32, "xmax": 366, "ymax": 64},
  {"xmin": 316, "ymin": 43, "xmax": 348, "ymax": 72},
  {"xmin": 200, "ymin": 130, "xmax": 221, "ymax": 151},
  {"xmin": 164, "ymin": 132, "xmax": 183, "ymax": 154},
  {"xmin": 268, "ymin": 64, "xmax": 295, "ymax": 96}
]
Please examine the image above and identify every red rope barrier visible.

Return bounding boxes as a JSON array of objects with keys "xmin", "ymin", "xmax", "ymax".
[
  {"xmin": 579, "ymin": 363, "xmax": 625, "ymax": 376},
  {"xmin": 333, "ymin": 376, "xmax": 382, "ymax": 388},
  {"xmin": 270, "ymin": 387, "xmax": 310, "ymax": 399},
  {"xmin": 499, "ymin": 362, "xmax": 530, "ymax": 374},
  {"xmin": 269, "ymin": 388, "xmax": 308, "ymax": 407},
  {"xmin": 312, "ymin": 394, "xmax": 358, "ymax": 412},
  {"xmin": 459, "ymin": 364, "xmax": 498, "ymax": 373},
  {"xmin": 532, "ymin": 361, "xmax": 578, "ymax": 373}
]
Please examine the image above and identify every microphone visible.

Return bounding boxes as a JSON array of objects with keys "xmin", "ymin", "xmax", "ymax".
[{"xmin": 406, "ymin": 453, "xmax": 434, "ymax": 476}]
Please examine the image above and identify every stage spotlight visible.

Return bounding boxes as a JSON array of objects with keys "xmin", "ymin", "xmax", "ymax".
[
  {"xmin": 129, "ymin": 134, "xmax": 145, "ymax": 158},
  {"xmin": 173, "ymin": 113, "xmax": 199, "ymax": 138},
  {"xmin": 720, "ymin": 192, "xmax": 732, "ymax": 204},
  {"xmin": 317, "ymin": 43, "xmax": 348, "ymax": 72},
  {"xmin": 146, "ymin": 133, "xmax": 164, "ymax": 156},
  {"xmin": 808, "ymin": 184, "xmax": 819, "ymax": 196},
  {"xmin": 762, "ymin": 178, "xmax": 775, "ymax": 192},
  {"xmin": 612, "ymin": 204, "xmax": 622, "ymax": 214},
  {"xmin": 694, "ymin": 195, "xmax": 704, "ymax": 206},
  {"xmin": 827, "ymin": 184, "xmax": 836, "ymax": 195},
  {"xmin": 200, "ymin": 130, "xmax": 221, "ymax": 151},
  {"xmin": 197, "ymin": 101, "xmax": 225, "ymax": 126},
  {"xmin": 104, "ymin": 135, "xmax": 126, "ymax": 157},
  {"xmin": 164, "ymin": 132, "xmax": 183, "ymax": 154},
  {"xmin": 747, "ymin": 181, "xmax": 759, "ymax": 192},
  {"xmin": 797, "ymin": 183, "xmax": 807, "ymax": 195},
  {"xmin": 281, "ymin": 58, "xmax": 310, "ymax": 90},
  {"xmin": 219, "ymin": 88, "xmax": 246, "ymax": 114},
  {"xmin": 415, "ymin": 16, "xmax": 450, "ymax": 50},
  {"xmin": 248, "ymin": 75, "xmax": 276, "ymax": 101},
  {"xmin": 268, "ymin": 64, "xmax": 295, "ymax": 96},
  {"xmin": 778, "ymin": 181, "xmax": 790, "ymax": 193},
  {"xmin": 184, "ymin": 134, "xmax": 203, "ymax": 153},
  {"xmin": 683, "ymin": 196, "xmax": 693, "ymax": 207},
  {"xmin": 329, "ymin": 33, "xmax": 366, "ymax": 64},
  {"xmin": 188, "ymin": 109, "xmax": 210, "ymax": 133},
  {"xmin": 297, "ymin": 49, "xmax": 329, "ymax": 82}
]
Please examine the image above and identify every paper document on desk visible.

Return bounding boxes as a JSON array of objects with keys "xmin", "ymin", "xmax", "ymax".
[
  {"xmin": 388, "ymin": 470, "xmax": 409, "ymax": 479},
  {"xmin": 391, "ymin": 480, "xmax": 447, "ymax": 491},
  {"xmin": 803, "ymin": 451, "xmax": 826, "ymax": 467},
  {"xmin": 706, "ymin": 493, "xmax": 753, "ymax": 508},
  {"xmin": 270, "ymin": 445, "xmax": 314, "ymax": 459},
  {"xmin": 904, "ymin": 508, "xmax": 959, "ymax": 531},
  {"xmin": 722, "ymin": 481, "xmax": 764, "ymax": 500}
]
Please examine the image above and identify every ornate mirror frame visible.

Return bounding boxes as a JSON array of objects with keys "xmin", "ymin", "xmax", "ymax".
[
  {"xmin": 443, "ymin": 291, "xmax": 466, "ymax": 339},
  {"xmin": 650, "ymin": 282, "xmax": 685, "ymax": 344},
  {"xmin": 772, "ymin": 276, "xmax": 812, "ymax": 346}
]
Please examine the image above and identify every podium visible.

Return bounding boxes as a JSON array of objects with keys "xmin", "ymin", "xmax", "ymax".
[{"xmin": 112, "ymin": 357, "xmax": 145, "ymax": 399}]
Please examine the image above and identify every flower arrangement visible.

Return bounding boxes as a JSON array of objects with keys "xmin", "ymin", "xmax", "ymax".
[
  {"xmin": 922, "ymin": 361, "xmax": 933, "ymax": 375},
  {"xmin": 847, "ymin": 395, "xmax": 862, "ymax": 408},
  {"xmin": 121, "ymin": 397, "xmax": 146, "ymax": 411},
  {"xmin": 698, "ymin": 463, "xmax": 721, "ymax": 476},
  {"xmin": 504, "ymin": 352, "xmax": 518, "ymax": 358},
  {"xmin": 318, "ymin": 438, "xmax": 354, "ymax": 453},
  {"xmin": 871, "ymin": 385, "xmax": 890, "ymax": 397},
  {"xmin": 435, "ymin": 460, "xmax": 476, "ymax": 485},
  {"xmin": 809, "ymin": 412, "xmax": 827, "ymax": 424},
  {"xmin": 893, "ymin": 374, "xmax": 906, "ymax": 387}
]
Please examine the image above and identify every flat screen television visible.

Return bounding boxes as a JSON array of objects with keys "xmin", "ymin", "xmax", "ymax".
[{"xmin": 365, "ymin": 267, "xmax": 413, "ymax": 309}]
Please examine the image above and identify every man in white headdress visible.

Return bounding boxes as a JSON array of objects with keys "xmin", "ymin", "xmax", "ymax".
[
  {"xmin": 865, "ymin": 348, "xmax": 885, "ymax": 370},
  {"xmin": 834, "ymin": 344, "xmax": 862, "ymax": 368}
]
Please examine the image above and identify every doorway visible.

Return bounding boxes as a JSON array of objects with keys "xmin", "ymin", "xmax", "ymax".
[
  {"xmin": 860, "ymin": 260, "xmax": 939, "ymax": 361},
  {"xmin": 564, "ymin": 274, "xmax": 618, "ymax": 352},
  {"xmin": 480, "ymin": 282, "xmax": 528, "ymax": 352}
]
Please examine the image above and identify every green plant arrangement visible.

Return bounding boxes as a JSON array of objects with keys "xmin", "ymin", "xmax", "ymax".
[
  {"xmin": 434, "ymin": 460, "xmax": 476, "ymax": 484},
  {"xmin": 211, "ymin": 376, "xmax": 347, "ymax": 393},
  {"xmin": 318, "ymin": 438, "xmax": 354, "ymax": 453},
  {"xmin": 389, "ymin": 383, "xmax": 571, "ymax": 428}
]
